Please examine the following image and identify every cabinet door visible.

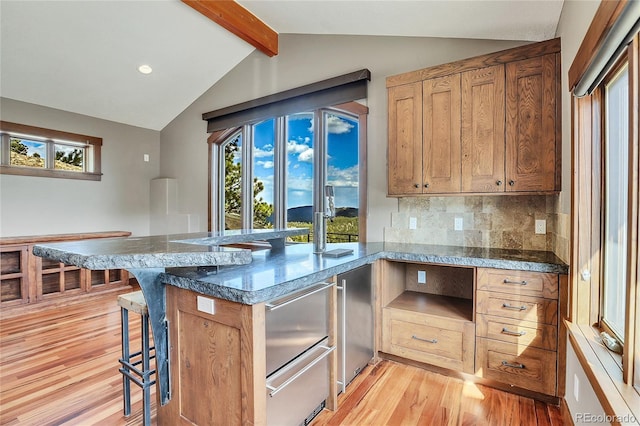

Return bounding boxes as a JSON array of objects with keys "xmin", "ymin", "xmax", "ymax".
[
  {"xmin": 423, "ymin": 74, "xmax": 461, "ymax": 193},
  {"xmin": 461, "ymin": 65, "xmax": 505, "ymax": 192},
  {"xmin": 388, "ymin": 82, "xmax": 423, "ymax": 195},
  {"xmin": 505, "ymin": 54, "xmax": 558, "ymax": 192}
]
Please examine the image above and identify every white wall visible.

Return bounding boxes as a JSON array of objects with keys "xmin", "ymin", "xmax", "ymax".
[
  {"xmin": 0, "ymin": 98, "xmax": 160, "ymax": 237},
  {"xmin": 160, "ymin": 34, "xmax": 525, "ymax": 240}
]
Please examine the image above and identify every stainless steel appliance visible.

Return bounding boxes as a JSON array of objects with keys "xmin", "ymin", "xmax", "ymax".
[
  {"xmin": 265, "ymin": 282, "xmax": 335, "ymax": 425},
  {"xmin": 337, "ymin": 264, "xmax": 374, "ymax": 393}
]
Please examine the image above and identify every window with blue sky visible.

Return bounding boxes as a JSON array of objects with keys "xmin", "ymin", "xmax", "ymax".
[{"xmin": 215, "ymin": 105, "xmax": 364, "ymax": 242}]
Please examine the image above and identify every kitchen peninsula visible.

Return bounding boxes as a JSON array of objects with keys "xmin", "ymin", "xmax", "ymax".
[{"xmin": 33, "ymin": 232, "xmax": 568, "ymax": 425}]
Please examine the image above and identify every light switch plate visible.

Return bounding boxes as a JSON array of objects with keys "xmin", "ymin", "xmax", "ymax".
[
  {"xmin": 417, "ymin": 270, "xmax": 426, "ymax": 284},
  {"xmin": 454, "ymin": 217, "xmax": 463, "ymax": 231},
  {"xmin": 535, "ymin": 219, "xmax": 546, "ymax": 234}
]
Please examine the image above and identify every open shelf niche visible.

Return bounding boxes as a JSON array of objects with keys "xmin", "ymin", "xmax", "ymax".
[{"xmin": 381, "ymin": 261, "xmax": 475, "ymax": 322}]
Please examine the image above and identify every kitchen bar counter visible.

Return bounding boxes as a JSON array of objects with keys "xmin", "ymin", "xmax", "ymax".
[
  {"xmin": 32, "ymin": 234, "xmax": 567, "ymax": 411},
  {"xmin": 162, "ymin": 241, "xmax": 568, "ymax": 304}
]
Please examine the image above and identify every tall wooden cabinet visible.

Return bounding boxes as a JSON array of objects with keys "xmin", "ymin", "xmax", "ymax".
[
  {"xmin": 505, "ymin": 55, "xmax": 559, "ymax": 192},
  {"xmin": 423, "ymin": 74, "xmax": 461, "ymax": 193},
  {"xmin": 388, "ymin": 82, "xmax": 423, "ymax": 195},
  {"xmin": 387, "ymin": 38, "xmax": 561, "ymax": 196}
]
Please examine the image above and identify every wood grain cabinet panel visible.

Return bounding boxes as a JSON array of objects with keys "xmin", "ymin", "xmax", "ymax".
[
  {"xmin": 423, "ymin": 73, "xmax": 461, "ymax": 193},
  {"xmin": 461, "ymin": 65, "xmax": 505, "ymax": 192},
  {"xmin": 476, "ymin": 337, "xmax": 557, "ymax": 396},
  {"xmin": 386, "ymin": 39, "xmax": 560, "ymax": 196},
  {"xmin": 160, "ymin": 286, "xmax": 266, "ymax": 426},
  {"xmin": 388, "ymin": 82, "xmax": 423, "ymax": 195},
  {"xmin": 505, "ymin": 54, "xmax": 558, "ymax": 192},
  {"xmin": 477, "ymin": 313, "xmax": 557, "ymax": 351},
  {"xmin": 477, "ymin": 267, "xmax": 559, "ymax": 299},
  {"xmin": 382, "ymin": 307, "xmax": 475, "ymax": 373},
  {"xmin": 476, "ymin": 290, "xmax": 558, "ymax": 325}
]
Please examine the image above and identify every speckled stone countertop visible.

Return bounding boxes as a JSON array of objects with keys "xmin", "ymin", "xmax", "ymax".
[
  {"xmin": 162, "ymin": 242, "xmax": 568, "ymax": 304},
  {"xmin": 32, "ymin": 233, "xmax": 253, "ymax": 269}
]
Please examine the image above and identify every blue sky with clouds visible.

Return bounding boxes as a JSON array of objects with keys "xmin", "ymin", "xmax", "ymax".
[{"xmin": 249, "ymin": 112, "xmax": 359, "ymax": 209}]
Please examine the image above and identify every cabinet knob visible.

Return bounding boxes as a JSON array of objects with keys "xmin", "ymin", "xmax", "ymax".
[
  {"xmin": 424, "ymin": 183, "xmax": 430, "ymax": 188},
  {"xmin": 414, "ymin": 183, "xmax": 420, "ymax": 188},
  {"xmin": 509, "ymin": 180, "xmax": 515, "ymax": 186},
  {"xmin": 496, "ymin": 180, "xmax": 502, "ymax": 186}
]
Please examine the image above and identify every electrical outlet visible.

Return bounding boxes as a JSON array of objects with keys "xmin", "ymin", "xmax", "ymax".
[
  {"xmin": 409, "ymin": 217, "xmax": 417, "ymax": 230},
  {"xmin": 573, "ymin": 374, "xmax": 579, "ymax": 402},
  {"xmin": 417, "ymin": 270, "xmax": 426, "ymax": 284},
  {"xmin": 535, "ymin": 219, "xmax": 546, "ymax": 234},
  {"xmin": 454, "ymin": 217, "xmax": 463, "ymax": 231},
  {"xmin": 143, "ymin": 154, "xmax": 150, "ymax": 162}
]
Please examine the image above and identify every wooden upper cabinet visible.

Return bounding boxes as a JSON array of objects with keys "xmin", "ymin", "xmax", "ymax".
[
  {"xmin": 386, "ymin": 38, "xmax": 561, "ymax": 196},
  {"xmin": 505, "ymin": 54, "xmax": 558, "ymax": 192},
  {"xmin": 423, "ymin": 74, "xmax": 461, "ymax": 193},
  {"xmin": 388, "ymin": 82, "xmax": 423, "ymax": 195},
  {"xmin": 461, "ymin": 65, "xmax": 505, "ymax": 192}
]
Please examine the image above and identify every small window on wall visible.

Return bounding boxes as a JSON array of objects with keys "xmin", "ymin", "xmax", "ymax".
[{"xmin": 0, "ymin": 121, "xmax": 102, "ymax": 181}]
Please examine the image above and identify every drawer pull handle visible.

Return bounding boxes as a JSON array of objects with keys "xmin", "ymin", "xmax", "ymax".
[
  {"xmin": 265, "ymin": 282, "xmax": 334, "ymax": 311},
  {"xmin": 502, "ymin": 360, "xmax": 525, "ymax": 369},
  {"xmin": 266, "ymin": 345, "xmax": 336, "ymax": 397},
  {"xmin": 501, "ymin": 327, "xmax": 527, "ymax": 336},
  {"xmin": 502, "ymin": 303, "xmax": 527, "ymax": 311},
  {"xmin": 412, "ymin": 335, "xmax": 437, "ymax": 344},
  {"xmin": 503, "ymin": 279, "xmax": 527, "ymax": 286}
]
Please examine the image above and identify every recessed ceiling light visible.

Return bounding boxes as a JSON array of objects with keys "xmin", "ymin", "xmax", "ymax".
[{"xmin": 138, "ymin": 64, "xmax": 153, "ymax": 75}]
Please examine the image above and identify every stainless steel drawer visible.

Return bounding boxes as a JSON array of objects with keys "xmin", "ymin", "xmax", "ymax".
[
  {"xmin": 265, "ymin": 282, "xmax": 332, "ymax": 376},
  {"xmin": 266, "ymin": 339, "xmax": 334, "ymax": 426}
]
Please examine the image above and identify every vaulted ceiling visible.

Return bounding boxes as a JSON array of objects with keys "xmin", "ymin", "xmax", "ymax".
[{"xmin": 0, "ymin": 0, "xmax": 564, "ymax": 131}]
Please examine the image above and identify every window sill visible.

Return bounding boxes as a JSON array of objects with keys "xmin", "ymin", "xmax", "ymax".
[
  {"xmin": 0, "ymin": 165, "xmax": 102, "ymax": 181},
  {"xmin": 565, "ymin": 320, "xmax": 639, "ymax": 424}
]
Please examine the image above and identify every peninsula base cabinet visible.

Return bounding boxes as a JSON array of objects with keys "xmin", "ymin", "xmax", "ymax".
[
  {"xmin": 377, "ymin": 261, "xmax": 565, "ymax": 401},
  {"xmin": 159, "ymin": 285, "xmax": 267, "ymax": 426}
]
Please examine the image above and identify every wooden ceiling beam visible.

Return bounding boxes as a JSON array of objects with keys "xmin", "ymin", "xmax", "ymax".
[{"xmin": 182, "ymin": 0, "xmax": 278, "ymax": 57}]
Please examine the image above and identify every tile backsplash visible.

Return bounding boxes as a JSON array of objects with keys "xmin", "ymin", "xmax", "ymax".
[{"xmin": 385, "ymin": 195, "xmax": 564, "ymax": 255}]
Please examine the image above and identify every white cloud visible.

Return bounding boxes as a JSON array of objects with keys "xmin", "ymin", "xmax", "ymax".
[
  {"xmin": 326, "ymin": 115, "xmax": 354, "ymax": 134},
  {"xmin": 254, "ymin": 145, "xmax": 274, "ymax": 158},
  {"xmin": 287, "ymin": 140, "xmax": 314, "ymax": 163},
  {"xmin": 298, "ymin": 148, "xmax": 314, "ymax": 163},
  {"xmin": 257, "ymin": 160, "xmax": 274, "ymax": 169},
  {"xmin": 328, "ymin": 165, "xmax": 359, "ymax": 187}
]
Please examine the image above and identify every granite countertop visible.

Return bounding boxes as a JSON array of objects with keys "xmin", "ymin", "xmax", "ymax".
[
  {"xmin": 31, "ymin": 228, "xmax": 309, "ymax": 269},
  {"xmin": 162, "ymin": 242, "xmax": 569, "ymax": 304}
]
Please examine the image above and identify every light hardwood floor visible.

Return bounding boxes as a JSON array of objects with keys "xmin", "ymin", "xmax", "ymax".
[{"xmin": 0, "ymin": 291, "xmax": 564, "ymax": 426}]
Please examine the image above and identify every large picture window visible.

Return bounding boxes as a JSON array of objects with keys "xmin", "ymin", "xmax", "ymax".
[{"xmin": 210, "ymin": 104, "xmax": 366, "ymax": 243}]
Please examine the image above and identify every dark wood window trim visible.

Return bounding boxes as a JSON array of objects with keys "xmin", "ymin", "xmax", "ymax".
[{"xmin": 0, "ymin": 121, "xmax": 102, "ymax": 181}]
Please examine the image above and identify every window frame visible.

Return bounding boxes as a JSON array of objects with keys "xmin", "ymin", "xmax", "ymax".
[
  {"xmin": 207, "ymin": 102, "xmax": 368, "ymax": 242},
  {"xmin": 599, "ymin": 58, "xmax": 631, "ymax": 346},
  {"xmin": 570, "ymin": 18, "xmax": 640, "ymax": 421},
  {"xmin": 0, "ymin": 121, "xmax": 102, "ymax": 181}
]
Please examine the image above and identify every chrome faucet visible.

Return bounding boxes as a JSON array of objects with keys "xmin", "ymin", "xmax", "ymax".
[{"xmin": 313, "ymin": 185, "xmax": 335, "ymax": 253}]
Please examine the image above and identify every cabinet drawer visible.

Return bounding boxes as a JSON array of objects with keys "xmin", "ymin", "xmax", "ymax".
[
  {"xmin": 476, "ymin": 337, "xmax": 557, "ymax": 396},
  {"xmin": 476, "ymin": 314, "xmax": 557, "ymax": 351},
  {"xmin": 476, "ymin": 290, "xmax": 557, "ymax": 325},
  {"xmin": 382, "ymin": 308, "xmax": 474, "ymax": 373},
  {"xmin": 477, "ymin": 268, "xmax": 558, "ymax": 299}
]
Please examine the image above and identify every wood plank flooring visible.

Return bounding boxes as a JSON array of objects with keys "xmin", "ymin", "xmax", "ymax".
[{"xmin": 0, "ymin": 292, "xmax": 564, "ymax": 426}]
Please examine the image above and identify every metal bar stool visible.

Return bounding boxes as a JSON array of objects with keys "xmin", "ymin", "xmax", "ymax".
[{"xmin": 118, "ymin": 291, "xmax": 156, "ymax": 426}]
